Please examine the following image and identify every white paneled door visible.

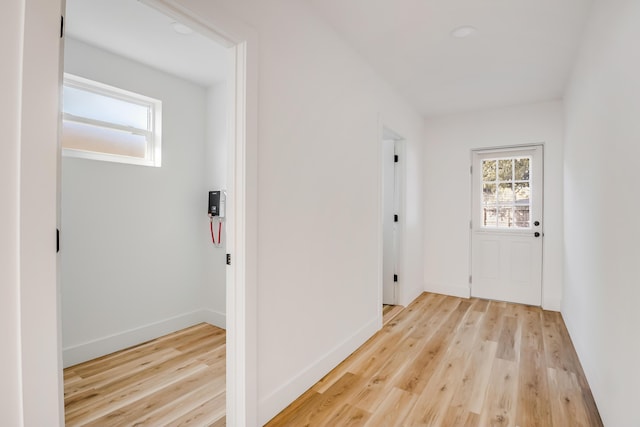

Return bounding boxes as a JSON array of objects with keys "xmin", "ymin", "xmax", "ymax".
[{"xmin": 471, "ymin": 146, "xmax": 543, "ymax": 306}]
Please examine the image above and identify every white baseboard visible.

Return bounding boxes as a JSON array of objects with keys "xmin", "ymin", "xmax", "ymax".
[
  {"xmin": 63, "ymin": 309, "xmax": 226, "ymax": 368},
  {"xmin": 202, "ymin": 308, "xmax": 227, "ymax": 329},
  {"xmin": 258, "ymin": 317, "xmax": 380, "ymax": 425},
  {"xmin": 542, "ymin": 297, "xmax": 562, "ymax": 312},
  {"xmin": 425, "ymin": 282, "xmax": 471, "ymax": 299}
]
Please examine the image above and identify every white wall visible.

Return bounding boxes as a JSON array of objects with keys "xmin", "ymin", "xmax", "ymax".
[
  {"xmin": 423, "ymin": 101, "xmax": 565, "ymax": 310},
  {"xmin": 563, "ymin": 1, "xmax": 640, "ymax": 425},
  {"xmin": 175, "ymin": 0, "xmax": 424, "ymax": 423},
  {"xmin": 61, "ymin": 38, "xmax": 226, "ymax": 366},
  {"xmin": 0, "ymin": 1, "xmax": 25, "ymax": 424}
]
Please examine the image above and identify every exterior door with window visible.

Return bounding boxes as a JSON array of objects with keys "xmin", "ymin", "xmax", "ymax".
[{"xmin": 471, "ymin": 146, "xmax": 543, "ymax": 306}]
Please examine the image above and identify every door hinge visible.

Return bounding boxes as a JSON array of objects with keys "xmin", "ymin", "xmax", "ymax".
[
  {"xmin": 226, "ymin": 253, "xmax": 231, "ymax": 265},
  {"xmin": 394, "ymin": 155, "xmax": 399, "ymax": 163},
  {"xmin": 469, "ymin": 275, "xmax": 472, "ymax": 284},
  {"xmin": 394, "ymin": 214, "xmax": 399, "ymax": 223},
  {"xmin": 56, "ymin": 229, "xmax": 60, "ymax": 253},
  {"xmin": 60, "ymin": 16, "xmax": 64, "ymax": 38},
  {"xmin": 394, "ymin": 274, "xmax": 398, "ymax": 283}
]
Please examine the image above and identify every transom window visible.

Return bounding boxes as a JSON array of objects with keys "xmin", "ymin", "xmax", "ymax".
[
  {"xmin": 481, "ymin": 157, "xmax": 531, "ymax": 228},
  {"xmin": 62, "ymin": 74, "xmax": 162, "ymax": 167}
]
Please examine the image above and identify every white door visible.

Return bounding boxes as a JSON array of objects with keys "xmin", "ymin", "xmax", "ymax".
[
  {"xmin": 471, "ymin": 146, "xmax": 543, "ymax": 306},
  {"xmin": 382, "ymin": 139, "xmax": 398, "ymax": 304}
]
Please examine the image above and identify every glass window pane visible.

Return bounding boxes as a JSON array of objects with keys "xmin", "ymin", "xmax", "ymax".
[
  {"xmin": 483, "ymin": 183, "xmax": 497, "ymax": 205},
  {"xmin": 498, "ymin": 183, "xmax": 514, "ymax": 203},
  {"xmin": 514, "ymin": 158, "xmax": 530, "ymax": 180},
  {"xmin": 498, "ymin": 207, "xmax": 513, "ymax": 228},
  {"xmin": 514, "ymin": 206, "xmax": 530, "ymax": 228},
  {"xmin": 483, "ymin": 208, "xmax": 497, "ymax": 227},
  {"xmin": 62, "ymin": 121, "xmax": 147, "ymax": 158},
  {"xmin": 482, "ymin": 160, "xmax": 496, "ymax": 181},
  {"xmin": 514, "ymin": 182, "xmax": 530, "ymax": 204},
  {"xmin": 63, "ymin": 85, "xmax": 149, "ymax": 130},
  {"xmin": 498, "ymin": 159, "xmax": 513, "ymax": 181}
]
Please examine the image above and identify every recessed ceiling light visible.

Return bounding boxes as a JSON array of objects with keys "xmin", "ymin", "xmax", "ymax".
[
  {"xmin": 451, "ymin": 26, "xmax": 478, "ymax": 38},
  {"xmin": 171, "ymin": 22, "xmax": 194, "ymax": 35}
]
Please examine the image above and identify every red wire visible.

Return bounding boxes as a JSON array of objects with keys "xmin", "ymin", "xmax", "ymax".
[
  {"xmin": 210, "ymin": 219, "xmax": 216, "ymax": 244},
  {"xmin": 218, "ymin": 221, "xmax": 222, "ymax": 245}
]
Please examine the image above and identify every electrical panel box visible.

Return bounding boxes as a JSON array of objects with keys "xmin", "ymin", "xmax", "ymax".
[{"xmin": 208, "ymin": 191, "xmax": 226, "ymax": 217}]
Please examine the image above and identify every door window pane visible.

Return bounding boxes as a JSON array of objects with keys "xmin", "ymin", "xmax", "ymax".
[
  {"xmin": 483, "ymin": 208, "xmax": 497, "ymax": 227},
  {"xmin": 483, "ymin": 183, "xmax": 497, "ymax": 205},
  {"xmin": 482, "ymin": 160, "xmax": 496, "ymax": 181},
  {"xmin": 514, "ymin": 206, "xmax": 530, "ymax": 228},
  {"xmin": 481, "ymin": 155, "xmax": 532, "ymax": 229},
  {"xmin": 514, "ymin": 158, "xmax": 530, "ymax": 180},
  {"xmin": 498, "ymin": 159, "xmax": 513, "ymax": 181},
  {"xmin": 514, "ymin": 182, "xmax": 530, "ymax": 204},
  {"xmin": 498, "ymin": 183, "xmax": 514, "ymax": 203},
  {"xmin": 498, "ymin": 207, "xmax": 513, "ymax": 228}
]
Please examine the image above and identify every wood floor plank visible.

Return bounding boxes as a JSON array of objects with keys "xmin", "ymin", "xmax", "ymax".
[
  {"xmin": 164, "ymin": 386, "xmax": 226, "ymax": 427},
  {"xmin": 478, "ymin": 358, "xmax": 519, "ymax": 427},
  {"xmin": 548, "ymin": 367, "xmax": 591, "ymax": 427},
  {"xmin": 451, "ymin": 339, "xmax": 498, "ymax": 415},
  {"xmin": 496, "ymin": 315, "xmax": 519, "ymax": 361},
  {"xmin": 130, "ymin": 381, "xmax": 223, "ymax": 426},
  {"xmin": 516, "ymin": 306, "xmax": 552, "ymax": 427},
  {"xmin": 318, "ymin": 403, "xmax": 370, "ymax": 427},
  {"xmin": 310, "ymin": 294, "xmax": 434, "ymax": 395},
  {"xmin": 266, "ymin": 292, "xmax": 603, "ymax": 426},
  {"xmin": 393, "ymin": 300, "xmax": 470, "ymax": 394},
  {"xmin": 63, "ymin": 323, "xmax": 225, "ymax": 427},
  {"xmin": 269, "ymin": 373, "xmax": 362, "ymax": 426},
  {"xmin": 478, "ymin": 301, "xmax": 505, "ymax": 342},
  {"xmin": 403, "ymin": 350, "xmax": 469, "ymax": 426},
  {"xmin": 362, "ymin": 387, "xmax": 417, "ymax": 427}
]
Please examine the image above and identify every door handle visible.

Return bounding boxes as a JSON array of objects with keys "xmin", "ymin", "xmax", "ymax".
[{"xmin": 534, "ymin": 232, "xmax": 541, "ymax": 237}]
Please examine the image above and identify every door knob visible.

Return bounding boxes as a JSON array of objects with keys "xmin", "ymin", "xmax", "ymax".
[
  {"xmin": 534, "ymin": 221, "xmax": 540, "ymax": 226},
  {"xmin": 534, "ymin": 232, "xmax": 541, "ymax": 237}
]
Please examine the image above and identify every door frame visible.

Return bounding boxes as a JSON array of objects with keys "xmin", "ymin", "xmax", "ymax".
[
  {"xmin": 19, "ymin": 0, "xmax": 259, "ymax": 425},
  {"xmin": 468, "ymin": 143, "xmax": 544, "ymax": 305},
  {"xmin": 378, "ymin": 125, "xmax": 404, "ymax": 320},
  {"xmin": 140, "ymin": 3, "xmax": 258, "ymax": 424}
]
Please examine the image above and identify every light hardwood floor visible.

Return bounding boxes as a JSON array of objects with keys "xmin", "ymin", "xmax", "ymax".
[
  {"xmin": 266, "ymin": 292, "xmax": 603, "ymax": 426},
  {"xmin": 64, "ymin": 323, "xmax": 226, "ymax": 426},
  {"xmin": 383, "ymin": 304, "xmax": 405, "ymax": 325}
]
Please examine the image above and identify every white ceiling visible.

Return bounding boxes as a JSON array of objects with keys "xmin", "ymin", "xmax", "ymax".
[
  {"xmin": 65, "ymin": 0, "xmax": 229, "ymax": 88},
  {"xmin": 66, "ymin": 0, "xmax": 594, "ymax": 116},
  {"xmin": 305, "ymin": 0, "xmax": 594, "ymax": 116}
]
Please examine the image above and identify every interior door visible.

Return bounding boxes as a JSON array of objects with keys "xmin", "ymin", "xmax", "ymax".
[
  {"xmin": 471, "ymin": 146, "xmax": 543, "ymax": 306},
  {"xmin": 382, "ymin": 139, "xmax": 397, "ymax": 304}
]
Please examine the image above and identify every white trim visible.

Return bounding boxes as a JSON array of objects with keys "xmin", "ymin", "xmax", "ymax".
[
  {"xmin": 62, "ymin": 309, "xmax": 225, "ymax": 368},
  {"xmin": 140, "ymin": 2, "xmax": 260, "ymax": 425},
  {"xmin": 542, "ymin": 297, "xmax": 562, "ymax": 312},
  {"xmin": 258, "ymin": 318, "xmax": 379, "ymax": 425},
  {"xmin": 424, "ymin": 282, "xmax": 471, "ymax": 299},
  {"xmin": 202, "ymin": 308, "xmax": 227, "ymax": 329}
]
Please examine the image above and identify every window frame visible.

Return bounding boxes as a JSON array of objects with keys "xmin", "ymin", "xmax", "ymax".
[{"xmin": 62, "ymin": 73, "xmax": 162, "ymax": 167}]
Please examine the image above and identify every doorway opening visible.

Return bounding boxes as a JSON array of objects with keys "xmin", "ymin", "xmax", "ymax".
[
  {"xmin": 381, "ymin": 126, "xmax": 404, "ymax": 323},
  {"xmin": 58, "ymin": 0, "xmax": 248, "ymax": 424}
]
